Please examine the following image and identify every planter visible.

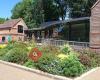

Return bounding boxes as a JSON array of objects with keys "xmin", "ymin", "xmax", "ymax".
[{"xmin": 0, "ymin": 60, "xmax": 100, "ymax": 80}]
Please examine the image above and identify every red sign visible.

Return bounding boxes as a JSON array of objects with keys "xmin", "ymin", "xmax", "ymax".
[{"xmin": 29, "ymin": 48, "xmax": 42, "ymax": 62}]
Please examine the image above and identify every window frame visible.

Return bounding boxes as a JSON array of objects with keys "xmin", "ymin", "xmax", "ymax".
[{"xmin": 18, "ymin": 25, "xmax": 23, "ymax": 33}]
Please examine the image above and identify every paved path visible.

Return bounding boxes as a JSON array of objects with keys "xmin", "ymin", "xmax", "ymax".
[{"xmin": 0, "ymin": 63, "xmax": 55, "ymax": 80}]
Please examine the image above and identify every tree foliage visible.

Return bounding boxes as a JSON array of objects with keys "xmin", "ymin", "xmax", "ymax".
[
  {"xmin": 65, "ymin": 0, "xmax": 97, "ymax": 18},
  {"xmin": 11, "ymin": 0, "xmax": 44, "ymax": 28},
  {"xmin": 0, "ymin": 18, "xmax": 5, "ymax": 24},
  {"xmin": 11, "ymin": 0, "xmax": 97, "ymax": 28},
  {"xmin": 42, "ymin": 0, "xmax": 59, "ymax": 21}
]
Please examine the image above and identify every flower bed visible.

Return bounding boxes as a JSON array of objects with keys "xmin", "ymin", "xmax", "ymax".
[{"xmin": 0, "ymin": 41, "xmax": 100, "ymax": 78}]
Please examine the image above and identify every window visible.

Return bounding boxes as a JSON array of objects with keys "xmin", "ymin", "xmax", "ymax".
[
  {"xmin": 18, "ymin": 25, "xmax": 23, "ymax": 33},
  {"xmin": 2, "ymin": 36, "xmax": 5, "ymax": 42}
]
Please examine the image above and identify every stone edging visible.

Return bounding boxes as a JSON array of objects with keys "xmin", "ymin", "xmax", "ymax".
[
  {"xmin": 0, "ymin": 60, "xmax": 72, "ymax": 80},
  {"xmin": 74, "ymin": 67, "xmax": 100, "ymax": 80},
  {"xmin": 0, "ymin": 60, "xmax": 99, "ymax": 80}
]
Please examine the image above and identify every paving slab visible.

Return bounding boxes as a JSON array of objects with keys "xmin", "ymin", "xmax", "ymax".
[{"xmin": 0, "ymin": 62, "xmax": 56, "ymax": 80}]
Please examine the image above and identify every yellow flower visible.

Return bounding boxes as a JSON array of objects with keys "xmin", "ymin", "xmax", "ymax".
[
  {"xmin": 27, "ymin": 47, "xmax": 33, "ymax": 51},
  {"xmin": 57, "ymin": 54, "xmax": 68, "ymax": 60},
  {"xmin": 0, "ymin": 44, "xmax": 7, "ymax": 49}
]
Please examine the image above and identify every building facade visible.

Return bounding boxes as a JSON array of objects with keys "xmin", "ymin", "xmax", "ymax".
[
  {"xmin": 90, "ymin": 0, "xmax": 100, "ymax": 50},
  {"xmin": 0, "ymin": 18, "xmax": 28, "ymax": 43},
  {"xmin": 26, "ymin": 17, "xmax": 90, "ymax": 42}
]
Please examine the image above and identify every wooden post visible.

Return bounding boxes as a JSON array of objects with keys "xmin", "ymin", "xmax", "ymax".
[
  {"xmin": 85, "ymin": 21, "xmax": 89, "ymax": 42},
  {"xmin": 51, "ymin": 28, "xmax": 53, "ymax": 38},
  {"xmin": 68, "ymin": 22, "xmax": 72, "ymax": 41},
  {"xmin": 41, "ymin": 31, "xmax": 45, "ymax": 39},
  {"xmin": 47, "ymin": 30, "xmax": 49, "ymax": 38}
]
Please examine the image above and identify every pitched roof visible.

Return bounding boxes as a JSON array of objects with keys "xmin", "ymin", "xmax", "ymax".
[
  {"xmin": 0, "ymin": 18, "xmax": 22, "ymax": 29},
  {"xmin": 28, "ymin": 17, "xmax": 89, "ymax": 31},
  {"xmin": 40, "ymin": 17, "xmax": 90, "ymax": 28},
  {"xmin": 91, "ymin": 0, "xmax": 100, "ymax": 9}
]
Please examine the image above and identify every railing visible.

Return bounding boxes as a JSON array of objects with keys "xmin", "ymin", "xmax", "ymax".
[
  {"xmin": 41, "ymin": 38, "xmax": 89, "ymax": 49},
  {"xmin": 41, "ymin": 39, "xmax": 64, "ymax": 46},
  {"xmin": 67, "ymin": 41, "xmax": 89, "ymax": 47}
]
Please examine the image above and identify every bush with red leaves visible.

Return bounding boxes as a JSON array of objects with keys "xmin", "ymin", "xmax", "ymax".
[{"xmin": 78, "ymin": 54, "xmax": 92, "ymax": 67}]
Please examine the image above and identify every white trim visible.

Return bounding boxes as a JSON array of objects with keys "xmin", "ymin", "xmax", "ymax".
[{"xmin": 91, "ymin": 0, "xmax": 100, "ymax": 9}]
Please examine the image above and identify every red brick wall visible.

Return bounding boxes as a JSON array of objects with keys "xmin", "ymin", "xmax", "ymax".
[
  {"xmin": 0, "ymin": 20, "xmax": 27, "ymax": 43},
  {"xmin": 90, "ymin": 2, "xmax": 100, "ymax": 50}
]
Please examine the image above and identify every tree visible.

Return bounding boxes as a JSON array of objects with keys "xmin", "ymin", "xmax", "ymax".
[
  {"xmin": 0, "ymin": 18, "xmax": 5, "ymax": 24},
  {"xmin": 42, "ymin": 0, "xmax": 59, "ymax": 21},
  {"xmin": 11, "ymin": 0, "xmax": 44, "ymax": 28},
  {"xmin": 11, "ymin": 0, "xmax": 97, "ymax": 28},
  {"xmin": 12, "ymin": 0, "xmax": 62, "ymax": 27},
  {"xmin": 55, "ymin": 0, "xmax": 68, "ymax": 20},
  {"xmin": 82, "ymin": 0, "xmax": 97, "ymax": 17},
  {"xmin": 64, "ymin": 0, "xmax": 97, "ymax": 18},
  {"xmin": 42, "ymin": 0, "xmax": 69, "ymax": 21}
]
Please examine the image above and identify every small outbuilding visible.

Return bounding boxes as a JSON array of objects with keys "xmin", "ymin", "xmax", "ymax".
[
  {"xmin": 90, "ymin": 0, "xmax": 100, "ymax": 50},
  {"xmin": 0, "ymin": 18, "xmax": 28, "ymax": 43}
]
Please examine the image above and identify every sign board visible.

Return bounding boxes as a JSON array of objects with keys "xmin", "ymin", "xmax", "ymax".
[{"xmin": 29, "ymin": 48, "xmax": 42, "ymax": 62}]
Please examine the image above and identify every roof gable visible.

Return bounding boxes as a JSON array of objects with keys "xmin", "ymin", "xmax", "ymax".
[
  {"xmin": 91, "ymin": 0, "xmax": 100, "ymax": 9},
  {"xmin": 0, "ymin": 18, "xmax": 22, "ymax": 29}
]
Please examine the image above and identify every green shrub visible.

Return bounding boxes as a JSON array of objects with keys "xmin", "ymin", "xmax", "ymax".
[
  {"xmin": 5, "ymin": 42, "xmax": 15, "ymax": 50},
  {"xmin": 0, "ymin": 48, "xmax": 9, "ymax": 59},
  {"xmin": 40, "ymin": 45, "xmax": 59, "ymax": 54},
  {"xmin": 6, "ymin": 42, "xmax": 28, "ymax": 50},
  {"xmin": 23, "ymin": 59, "xmax": 35, "ymax": 68},
  {"xmin": 3, "ymin": 48, "xmax": 28, "ymax": 64},
  {"xmin": 60, "ymin": 44, "xmax": 73, "ymax": 54},
  {"xmin": 36, "ymin": 53, "xmax": 63, "ymax": 75},
  {"xmin": 35, "ymin": 52, "xmax": 85, "ymax": 77},
  {"xmin": 28, "ymin": 40, "xmax": 36, "ymax": 47},
  {"xmin": 13, "ymin": 42, "xmax": 28, "ymax": 48},
  {"xmin": 62, "ymin": 54, "xmax": 86, "ymax": 77},
  {"xmin": 0, "ymin": 42, "xmax": 29, "ymax": 61}
]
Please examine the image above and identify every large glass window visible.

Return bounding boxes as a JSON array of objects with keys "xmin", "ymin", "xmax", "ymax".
[{"xmin": 18, "ymin": 25, "xmax": 23, "ymax": 33}]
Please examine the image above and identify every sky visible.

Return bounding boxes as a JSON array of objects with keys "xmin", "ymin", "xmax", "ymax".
[{"xmin": 0, "ymin": 0, "xmax": 21, "ymax": 19}]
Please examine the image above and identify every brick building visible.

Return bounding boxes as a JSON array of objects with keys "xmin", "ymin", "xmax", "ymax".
[
  {"xmin": 0, "ymin": 18, "xmax": 28, "ymax": 43},
  {"xmin": 90, "ymin": 0, "xmax": 100, "ymax": 50}
]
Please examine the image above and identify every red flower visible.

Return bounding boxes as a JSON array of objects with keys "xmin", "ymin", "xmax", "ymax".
[{"xmin": 29, "ymin": 48, "xmax": 42, "ymax": 62}]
